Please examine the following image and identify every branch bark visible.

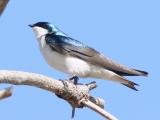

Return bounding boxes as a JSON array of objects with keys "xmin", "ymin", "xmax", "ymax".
[{"xmin": 0, "ymin": 70, "xmax": 118, "ymax": 120}]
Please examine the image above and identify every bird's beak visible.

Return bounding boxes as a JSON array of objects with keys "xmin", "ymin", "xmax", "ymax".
[{"xmin": 28, "ymin": 24, "xmax": 33, "ymax": 27}]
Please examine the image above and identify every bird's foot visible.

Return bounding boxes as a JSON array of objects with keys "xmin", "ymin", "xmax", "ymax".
[{"xmin": 69, "ymin": 75, "xmax": 79, "ymax": 85}]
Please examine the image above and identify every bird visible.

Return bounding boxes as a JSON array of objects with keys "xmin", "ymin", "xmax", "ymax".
[{"xmin": 29, "ymin": 22, "xmax": 148, "ymax": 91}]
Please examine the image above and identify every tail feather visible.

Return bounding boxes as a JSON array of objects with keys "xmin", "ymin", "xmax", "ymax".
[
  {"xmin": 122, "ymin": 81, "xmax": 139, "ymax": 91},
  {"xmin": 110, "ymin": 73, "xmax": 139, "ymax": 91}
]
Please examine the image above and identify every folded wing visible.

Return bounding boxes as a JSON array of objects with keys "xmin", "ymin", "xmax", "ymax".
[{"xmin": 45, "ymin": 34, "xmax": 148, "ymax": 77}]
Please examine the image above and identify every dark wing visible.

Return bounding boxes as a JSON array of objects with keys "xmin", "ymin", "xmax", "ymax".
[
  {"xmin": 45, "ymin": 34, "xmax": 96, "ymax": 57},
  {"xmin": 46, "ymin": 34, "xmax": 148, "ymax": 76}
]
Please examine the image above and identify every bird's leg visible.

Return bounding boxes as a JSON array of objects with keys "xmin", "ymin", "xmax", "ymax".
[
  {"xmin": 69, "ymin": 75, "xmax": 79, "ymax": 84},
  {"xmin": 69, "ymin": 75, "xmax": 78, "ymax": 118}
]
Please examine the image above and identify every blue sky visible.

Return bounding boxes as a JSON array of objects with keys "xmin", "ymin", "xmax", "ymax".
[{"xmin": 0, "ymin": 0, "xmax": 159, "ymax": 120}]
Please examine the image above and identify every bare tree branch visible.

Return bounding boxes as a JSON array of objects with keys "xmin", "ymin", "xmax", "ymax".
[
  {"xmin": 0, "ymin": 70, "xmax": 118, "ymax": 120},
  {"xmin": 0, "ymin": 0, "xmax": 9, "ymax": 16}
]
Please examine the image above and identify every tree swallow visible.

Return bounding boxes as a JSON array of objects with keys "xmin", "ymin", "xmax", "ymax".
[{"xmin": 29, "ymin": 22, "xmax": 148, "ymax": 91}]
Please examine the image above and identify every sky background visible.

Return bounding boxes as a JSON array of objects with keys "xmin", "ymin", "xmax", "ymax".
[{"xmin": 0, "ymin": 0, "xmax": 159, "ymax": 120}]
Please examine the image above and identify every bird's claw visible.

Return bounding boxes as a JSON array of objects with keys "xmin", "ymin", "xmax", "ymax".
[{"xmin": 69, "ymin": 75, "xmax": 79, "ymax": 84}]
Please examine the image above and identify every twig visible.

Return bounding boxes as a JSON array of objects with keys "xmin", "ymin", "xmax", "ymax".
[
  {"xmin": 82, "ymin": 100, "xmax": 118, "ymax": 120},
  {"xmin": 0, "ymin": 86, "xmax": 13, "ymax": 100},
  {"xmin": 0, "ymin": 70, "xmax": 118, "ymax": 120},
  {"xmin": 0, "ymin": 0, "xmax": 9, "ymax": 16}
]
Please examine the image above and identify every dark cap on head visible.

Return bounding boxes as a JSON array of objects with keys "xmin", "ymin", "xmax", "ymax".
[{"xmin": 29, "ymin": 22, "xmax": 52, "ymax": 32}]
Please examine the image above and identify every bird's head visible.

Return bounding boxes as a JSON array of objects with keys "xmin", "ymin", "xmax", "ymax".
[{"xmin": 29, "ymin": 22, "xmax": 64, "ymax": 38}]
